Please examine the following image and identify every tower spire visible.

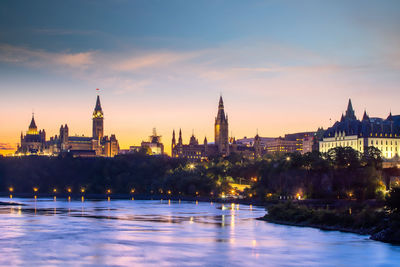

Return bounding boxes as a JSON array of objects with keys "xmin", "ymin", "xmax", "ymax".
[
  {"xmin": 178, "ymin": 128, "xmax": 182, "ymax": 144},
  {"xmin": 362, "ymin": 109, "xmax": 370, "ymax": 121},
  {"xmin": 214, "ymin": 95, "xmax": 229, "ymax": 155},
  {"xmin": 345, "ymin": 98, "xmax": 356, "ymax": 120},
  {"xmin": 92, "ymin": 95, "xmax": 104, "ymax": 141},
  {"xmin": 216, "ymin": 95, "xmax": 227, "ymax": 123}
]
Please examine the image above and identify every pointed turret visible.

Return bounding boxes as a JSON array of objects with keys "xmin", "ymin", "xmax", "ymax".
[
  {"xmin": 172, "ymin": 130, "xmax": 176, "ymax": 146},
  {"xmin": 387, "ymin": 111, "xmax": 393, "ymax": 121},
  {"xmin": 29, "ymin": 115, "xmax": 37, "ymax": 129},
  {"xmin": 27, "ymin": 114, "xmax": 38, "ymax": 135},
  {"xmin": 189, "ymin": 134, "xmax": 198, "ymax": 145},
  {"xmin": 340, "ymin": 113, "xmax": 345, "ymax": 122},
  {"xmin": 178, "ymin": 128, "xmax": 182, "ymax": 145},
  {"xmin": 216, "ymin": 95, "xmax": 227, "ymax": 123},
  {"xmin": 362, "ymin": 110, "xmax": 370, "ymax": 122},
  {"xmin": 204, "ymin": 136, "xmax": 208, "ymax": 145},
  {"xmin": 345, "ymin": 99, "xmax": 356, "ymax": 120}
]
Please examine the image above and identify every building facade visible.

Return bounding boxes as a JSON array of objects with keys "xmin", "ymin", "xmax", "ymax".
[
  {"xmin": 16, "ymin": 95, "xmax": 119, "ymax": 157},
  {"xmin": 319, "ymin": 99, "xmax": 400, "ymax": 159},
  {"xmin": 141, "ymin": 128, "xmax": 165, "ymax": 155},
  {"xmin": 171, "ymin": 96, "xmax": 261, "ymax": 160},
  {"xmin": 16, "ymin": 115, "xmax": 46, "ymax": 154}
]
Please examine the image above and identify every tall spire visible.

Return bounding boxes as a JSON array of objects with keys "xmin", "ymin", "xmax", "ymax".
[
  {"xmin": 178, "ymin": 128, "xmax": 182, "ymax": 144},
  {"xmin": 29, "ymin": 114, "xmax": 37, "ymax": 130},
  {"xmin": 216, "ymin": 95, "xmax": 227, "ymax": 123},
  {"xmin": 362, "ymin": 110, "xmax": 370, "ymax": 122},
  {"xmin": 345, "ymin": 98, "xmax": 356, "ymax": 120},
  {"xmin": 214, "ymin": 95, "xmax": 229, "ymax": 155},
  {"xmin": 93, "ymin": 95, "xmax": 104, "ymax": 119},
  {"xmin": 92, "ymin": 95, "xmax": 104, "ymax": 141},
  {"xmin": 27, "ymin": 113, "xmax": 38, "ymax": 135},
  {"xmin": 95, "ymin": 95, "xmax": 102, "ymax": 112}
]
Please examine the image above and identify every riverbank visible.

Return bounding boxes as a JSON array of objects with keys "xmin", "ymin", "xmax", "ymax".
[{"xmin": 259, "ymin": 201, "xmax": 400, "ymax": 245}]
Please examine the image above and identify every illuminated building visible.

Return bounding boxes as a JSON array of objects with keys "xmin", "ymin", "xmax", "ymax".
[
  {"xmin": 319, "ymin": 99, "xmax": 400, "ymax": 159},
  {"xmin": 264, "ymin": 137, "xmax": 298, "ymax": 154},
  {"xmin": 140, "ymin": 128, "xmax": 165, "ymax": 155},
  {"xmin": 171, "ymin": 129, "xmax": 214, "ymax": 160},
  {"xmin": 171, "ymin": 96, "xmax": 261, "ymax": 160},
  {"xmin": 16, "ymin": 114, "xmax": 46, "ymax": 154},
  {"xmin": 282, "ymin": 130, "xmax": 324, "ymax": 154},
  {"xmin": 92, "ymin": 95, "xmax": 104, "ymax": 141},
  {"xmin": 215, "ymin": 96, "xmax": 229, "ymax": 155},
  {"xmin": 16, "ymin": 95, "xmax": 119, "ymax": 157},
  {"xmin": 237, "ymin": 131, "xmax": 322, "ymax": 155}
]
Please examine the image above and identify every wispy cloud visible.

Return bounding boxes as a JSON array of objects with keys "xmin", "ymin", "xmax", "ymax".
[
  {"xmin": 0, "ymin": 41, "xmax": 395, "ymax": 98},
  {"xmin": 0, "ymin": 44, "xmax": 95, "ymax": 68},
  {"xmin": 34, "ymin": 28, "xmax": 100, "ymax": 36},
  {"xmin": 0, "ymin": 142, "xmax": 16, "ymax": 151},
  {"xmin": 111, "ymin": 51, "xmax": 202, "ymax": 72}
]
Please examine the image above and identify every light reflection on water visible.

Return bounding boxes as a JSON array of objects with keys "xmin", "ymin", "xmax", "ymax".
[{"xmin": 0, "ymin": 198, "xmax": 399, "ymax": 267}]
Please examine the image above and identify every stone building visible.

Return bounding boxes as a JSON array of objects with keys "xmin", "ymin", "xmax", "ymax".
[
  {"xmin": 141, "ymin": 128, "xmax": 165, "ymax": 155},
  {"xmin": 171, "ymin": 96, "xmax": 261, "ymax": 160},
  {"xmin": 319, "ymin": 99, "xmax": 400, "ymax": 159},
  {"xmin": 16, "ymin": 115, "xmax": 46, "ymax": 155},
  {"xmin": 16, "ymin": 95, "xmax": 119, "ymax": 157}
]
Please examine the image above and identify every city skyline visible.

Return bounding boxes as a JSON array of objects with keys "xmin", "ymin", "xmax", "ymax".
[
  {"xmin": 5, "ymin": 94, "xmax": 398, "ymax": 157},
  {"xmin": 1, "ymin": 0, "xmax": 400, "ymax": 155}
]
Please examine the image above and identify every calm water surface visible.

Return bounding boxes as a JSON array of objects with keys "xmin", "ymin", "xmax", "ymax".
[{"xmin": 0, "ymin": 197, "xmax": 399, "ymax": 266}]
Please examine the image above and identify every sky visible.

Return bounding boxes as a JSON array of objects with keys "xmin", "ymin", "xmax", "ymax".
[{"xmin": 1, "ymin": 0, "xmax": 400, "ymax": 155}]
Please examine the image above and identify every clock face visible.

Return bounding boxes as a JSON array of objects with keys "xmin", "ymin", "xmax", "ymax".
[{"xmin": 93, "ymin": 111, "xmax": 103, "ymax": 118}]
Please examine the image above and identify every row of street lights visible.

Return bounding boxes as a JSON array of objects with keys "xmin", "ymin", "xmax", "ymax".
[{"xmin": 7, "ymin": 186, "xmax": 136, "ymax": 198}]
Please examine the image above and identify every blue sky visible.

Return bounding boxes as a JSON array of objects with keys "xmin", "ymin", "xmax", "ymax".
[{"xmin": 1, "ymin": 0, "xmax": 400, "ymax": 154}]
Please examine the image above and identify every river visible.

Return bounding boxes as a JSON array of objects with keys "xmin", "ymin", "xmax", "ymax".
[{"xmin": 0, "ymin": 197, "xmax": 399, "ymax": 266}]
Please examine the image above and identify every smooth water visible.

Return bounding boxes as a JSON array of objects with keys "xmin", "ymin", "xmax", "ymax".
[{"xmin": 0, "ymin": 197, "xmax": 399, "ymax": 266}]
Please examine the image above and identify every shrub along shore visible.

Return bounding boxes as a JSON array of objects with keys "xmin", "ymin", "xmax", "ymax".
[{"xmin": 260, "ymin": 197, "xmax": 400, "ymax": 244}]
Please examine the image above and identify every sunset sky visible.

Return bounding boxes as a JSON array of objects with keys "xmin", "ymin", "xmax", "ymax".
[{"xmin": 1, "ymin": 0, "xmax": 400, "ymax": 155}]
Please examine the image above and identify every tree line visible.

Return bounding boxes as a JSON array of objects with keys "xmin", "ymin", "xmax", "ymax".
[{"xmin": 0, "ymin": 146, "xmax": 396, "ymax": 202}]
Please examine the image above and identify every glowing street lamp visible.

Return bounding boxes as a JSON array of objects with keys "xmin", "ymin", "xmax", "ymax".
[
  {"xmin": 33, "ymin": 187, "xmax": 38, "ymax": 199},
  {"xmin": 9, "ymin": 187, "xmax": 14, "ymax": 193},
  {"xmin": 106, "ymin": 189, "xmax": 111, "ymax": 201},
  {"xmin": 81, "ymin": 188, "xmax": 85, "ymax": 194},
  {"xmin": 53, "ymin": 188, "xmax": 57, "ymax": 193},
  {"xmin": 130, "ymin": 189, "xmax": 135, "ymax": 194},
  {"xmin": 189, "ymin": 163, "xmax": 195, "ymax": 170},
  {"xmin": 67, "ymin": 188, "xmax": 72, "ymax": 194}
]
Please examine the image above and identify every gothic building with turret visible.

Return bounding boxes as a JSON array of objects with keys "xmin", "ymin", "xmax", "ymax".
[
  {"xmin": 319, "ymin": 99, "xmax": 400, "ymax": 159},
  {"xmin": 16, "ymin": 114, "xmax": 46, "ymax": 154},
  {"xmin": 16, "ymin": 95, "xmax": 119, "ymax": 157},
  {"xmin": 171, "ymin": 96, "xmax": 262, "ymax": 160}
]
